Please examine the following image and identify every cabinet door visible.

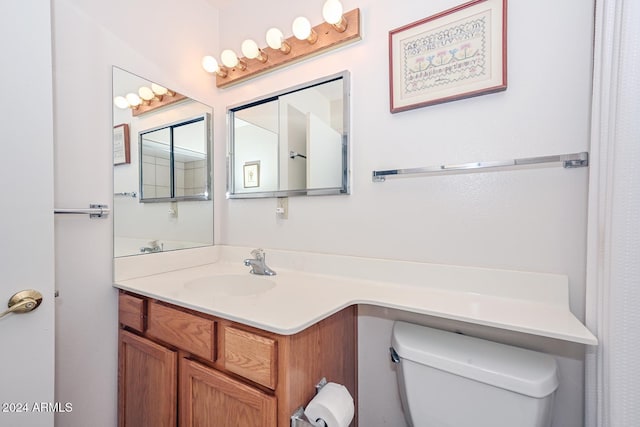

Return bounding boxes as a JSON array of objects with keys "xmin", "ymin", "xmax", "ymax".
[
  {"xmin": 180, "ymin": 358, "xmax": 277, "ymax": 427},
  {"xmin": 119, "ymin": 330, "xmax": 177, "ymax": 427}
]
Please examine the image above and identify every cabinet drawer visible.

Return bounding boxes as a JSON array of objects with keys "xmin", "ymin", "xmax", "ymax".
[
  {"xmin": 119, "ymin": 293, "xmax": 145, "ymax": 332},
  {"xmin": 223, "ymin": 326, "xmax": 277, "ymax": 389},
  {"xmin": 147, "ymin": 301, "xmax": 215, "ymax": 361}
]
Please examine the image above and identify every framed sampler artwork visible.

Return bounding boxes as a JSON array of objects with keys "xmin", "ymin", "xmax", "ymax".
[
  {"xmin": 113, "ymin": 123, "xmax": 131, "ymax": 165},
  {"xmin": 243, "ymin": 161, "xmax": 260, "ymax": 188},
  {"xmin": 389, "ymin": 0, "xmax": 507, "ymax": 113}
]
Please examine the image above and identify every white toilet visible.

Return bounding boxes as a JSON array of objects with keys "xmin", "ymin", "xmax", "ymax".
[{"xmin": 391, "ymin": 321, "xmax": 558, "ymax": 427}]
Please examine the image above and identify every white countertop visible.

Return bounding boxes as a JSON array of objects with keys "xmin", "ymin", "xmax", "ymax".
[{"xmin": 113, "ymin": 246, "xmax": 597, "ymax": 345}]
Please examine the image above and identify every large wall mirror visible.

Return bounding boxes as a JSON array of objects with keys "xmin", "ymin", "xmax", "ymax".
[
  {"xmin": 227, "ymin": 71, "xmax": 350, "ymax": 198},
  {"xmin": 112, "ymin": 67, "xmax": 213, "ymax": 257}
]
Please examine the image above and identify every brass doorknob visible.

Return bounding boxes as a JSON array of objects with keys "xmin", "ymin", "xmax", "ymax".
[{"xmin": 0, "ymin": 290, "xmax": 43, "ymax": 319}]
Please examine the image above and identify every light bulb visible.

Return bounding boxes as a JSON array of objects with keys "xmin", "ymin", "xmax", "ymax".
[
  {"xmin": 241, "ymin": 39, "xmax": 267, "ymax": 62},
  {"xmin": 322, "ymin": 0, "xmax": 347, "ymax": 32},
  {"xmin": 151, "ymin": 83, "xmax": 168, "ymax": 96},
  {"xmin": 125, "ymin": 93, "xmax": 141, "ymax": 108},
  {"xmin": 221, "ymin": 49, "xmax": 247, "ymax": 70},
  {"xmin": 113, "ymin": 96, "xmax": 129, "ymax": 109},
  {"xmin": 138, "ymin": 86, "xmax": 156, "ymax": 102},
  {"xmin": 202, "ymin": 55, "xmax": 218, "ymax": 72},
  {"xmin": 220, "ymin": 49, "xmax": 238, "ymax": 67},
  {"xmin": 202, "ymin": 55, "xmax": 228, "ymax": 77},
  {"xmin": 292, "ymin": 16, "xmax": 317, "ymax": 43},
  {"xmin": 266, "ymin": 27, "xmax": 291, "ymax": 53}
]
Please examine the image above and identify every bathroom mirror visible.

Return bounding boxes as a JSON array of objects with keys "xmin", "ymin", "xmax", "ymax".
[
  {"xmin": 227, "ymin": 71, "xmax": 350, "ymax": 198},
  {"xmin": 113, "ymin": 67, "xmax": 213, "ymax": 257}
]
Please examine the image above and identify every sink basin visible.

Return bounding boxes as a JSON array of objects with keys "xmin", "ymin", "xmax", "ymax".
[{"xmin": 183, "ymin": 274, "xmax": 276, "ymax": 297}]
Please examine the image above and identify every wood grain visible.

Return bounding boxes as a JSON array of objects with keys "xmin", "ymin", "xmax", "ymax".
[
  {"xmin": 118, "ymin": 330, "xmax": 177, "ymax": 427},
  {"xmin": 147, "ymin": 301, "xmax": 215, "ymax": 361},
  {"xmin": 180, "ymin": 358, "xmax": 277, "ymax": 427},
  {"xmin": 276, "ymin": 306, "xmax": 358, "ymax": 427},
  {"xmin": 118, "ymin": 293, "xmax": 145, "ymax": 332},
  {"xmin": 119, "ymin": 293, "xmax": 357, "ymax": 427},
  {"xmin": 223, "ymin": 326, "xmax": 278, "ymax": 389}
]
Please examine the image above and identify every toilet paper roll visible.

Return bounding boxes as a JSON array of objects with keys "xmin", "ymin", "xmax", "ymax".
[{"xmin": 304, "ymin": 382, "xmax": 354, "ymax": 427}]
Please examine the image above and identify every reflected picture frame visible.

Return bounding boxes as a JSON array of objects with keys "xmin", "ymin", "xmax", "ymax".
[
  {"xmin": 389, "ymin": 0, "xmax": 507, "ymax": 113},
  {"xmin": 113, "ymin": 123, "xmax": 131, "ymax": 165},
  {"xmin": 243, "ymin": 161, "xmax": 260, "ymax": 188}
]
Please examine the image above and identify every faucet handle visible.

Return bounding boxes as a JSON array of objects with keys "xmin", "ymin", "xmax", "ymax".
[{"xmin": 250, "ymin": 248, "xmax": 265, "ymax": 260}]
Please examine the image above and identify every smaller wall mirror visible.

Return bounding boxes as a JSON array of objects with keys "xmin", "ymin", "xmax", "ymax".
[
  {"xmin": 140, "ymin": 114, "xmax": 211, "ymax": 202},
  {"xmin": 227, "ymin": 71, "xmax": 350, "ymax": 198}
]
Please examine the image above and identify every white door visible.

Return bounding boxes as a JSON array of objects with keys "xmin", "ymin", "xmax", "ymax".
[{"xmin": 0, "ymin": 1, "xmax": 56, "ymax": 426}]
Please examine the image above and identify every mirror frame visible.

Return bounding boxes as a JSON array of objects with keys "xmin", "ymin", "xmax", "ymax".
[
  {"xmin": 138, "ymin": 113, "xmax": 212, "ymax": 203},
  {"xmin": 226, "ymin": 71, "xmax": 350, "ymax": 198}
]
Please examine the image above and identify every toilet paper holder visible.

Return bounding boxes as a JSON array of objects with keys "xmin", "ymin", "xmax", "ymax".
[{"xmin": 291, "ymin": 377, "xmax": 328, "ymax": 427}]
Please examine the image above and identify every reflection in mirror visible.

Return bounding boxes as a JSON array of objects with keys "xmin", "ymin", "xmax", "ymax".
[
  {"xmin": 113, "ymin": 67, "xmax": 213, "ymax": 257},
  {"xmin": 141, "ymin": 127, "xmax": 171, "ymax": 198},
  {"xmin": 228, "ymin": 71, "xmax": 350, "ymax": 198},
  {"xmin": 140, "ymin": 114, "xmax": 210, "ymax": 201}
]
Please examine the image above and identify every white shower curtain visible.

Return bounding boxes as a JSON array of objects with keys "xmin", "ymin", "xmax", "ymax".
[{"xmin": 585, "ymin": 0, "xmax": 640, "ymax": 426}]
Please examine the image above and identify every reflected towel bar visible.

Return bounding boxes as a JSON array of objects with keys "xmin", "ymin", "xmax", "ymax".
[
  {"xmin": 372, "ymin": 151, "xmax": 588, "ymax": 182},
  {"xmin": 54, "ymin": 204, "xmax": 110, "ymax": 218},
  {"xmin": 114, "ymin": 191, "xmax": 137, "ymax": 198}
]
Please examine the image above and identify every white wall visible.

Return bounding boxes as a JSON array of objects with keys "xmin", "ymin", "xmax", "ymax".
[
  {"xmin": 51, "ymin": 0, "xmax": 219, "ymax": 426},
  {"xmin": 51, "ymin": 0, "xmax": 594, "ymax": 426},
  {"xmin": 215, "ymin": 1, "xmax": 594, "ymax": 426},
  {"xmin": 234, "ymin": 124, "xmax": 279, "ymax": 193}
]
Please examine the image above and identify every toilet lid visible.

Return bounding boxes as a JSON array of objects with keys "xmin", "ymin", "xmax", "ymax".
[{"xmin": 391, "ymin": 321, "xmax": 559, "ymax": 398}]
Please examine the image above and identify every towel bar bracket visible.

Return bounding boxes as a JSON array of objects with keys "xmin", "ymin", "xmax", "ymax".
[
  {"xmin": 88, "ymin": 204, "xmax": 109, "ymax": 218},
  {"xmin": 563, "ymin": 156, "xmax": 589, "ymax": 168}
]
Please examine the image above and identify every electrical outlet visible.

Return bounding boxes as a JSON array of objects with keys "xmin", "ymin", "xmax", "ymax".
[
  {"xmin": 276, "ymin": 197, "xmax": 288, "ymax": 219},
  {"xmin": 169, "ymin": 201, "xmax": 178, "ymax": 218}
]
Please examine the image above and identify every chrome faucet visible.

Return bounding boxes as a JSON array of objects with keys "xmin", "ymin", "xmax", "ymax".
[{"xmin": 244, "ymin": 248, "xmax": 276, "ymax": 276}]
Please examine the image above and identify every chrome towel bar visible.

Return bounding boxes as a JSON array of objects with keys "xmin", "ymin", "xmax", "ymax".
[
  {"xmin": 372, "ymin": 151, "xmax": 588, "ymax": 182},
  {"xmin": 54, "ymin": 204, "xmax": 110, "ymax": 218}
]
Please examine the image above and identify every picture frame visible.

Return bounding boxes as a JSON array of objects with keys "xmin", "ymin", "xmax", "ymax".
[
  {"xmin": 243, "ymin": 161, "xmax": 260, "ymax": 188},
  {"xmin": 389, "ymin": 0, "xmax": 507, "ymax": 113},
  {"xmin": 113, "ymin": 123, "xmax": 131, "ymax": 165}
]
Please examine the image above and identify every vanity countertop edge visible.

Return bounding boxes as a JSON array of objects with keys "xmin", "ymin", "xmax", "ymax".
[{"xmin": 113, "ymin": 246, "xmax": 598, "ymax": 345}]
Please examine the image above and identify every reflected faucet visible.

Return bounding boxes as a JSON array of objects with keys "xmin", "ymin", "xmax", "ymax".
[
  {"xmin": 140, "ymin": 240, "xmax": 163, "ymax": 254},
  {"xmin": 244, "ymin": 248, "xmax": 276, "ymax": 276}
]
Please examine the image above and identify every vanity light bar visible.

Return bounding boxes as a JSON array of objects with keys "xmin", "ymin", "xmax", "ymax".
[{"xmin": 213, "ymin": 8, "xmax": 361, "ymax": 88}]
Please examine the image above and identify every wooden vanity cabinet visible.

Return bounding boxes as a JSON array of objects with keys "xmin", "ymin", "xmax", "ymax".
[{"xmin": 118, "ymin": 291, "xmax": 357, "ymax": 427}]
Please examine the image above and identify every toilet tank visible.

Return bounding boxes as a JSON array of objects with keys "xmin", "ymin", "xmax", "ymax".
[{"xmin": 391, "ymin": 322, "xmax": 558, "ymax": 427}]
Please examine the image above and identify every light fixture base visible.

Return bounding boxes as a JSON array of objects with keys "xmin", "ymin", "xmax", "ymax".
[
  {"xmin": 132, "ymin": 92, "xmax": 188, "ymax": 116},
  {"xmin": 216, "ymin": 8, "xmax": 361, "ymax": 88}
]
